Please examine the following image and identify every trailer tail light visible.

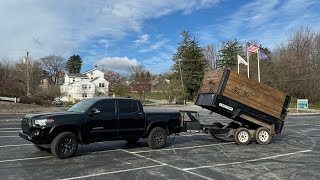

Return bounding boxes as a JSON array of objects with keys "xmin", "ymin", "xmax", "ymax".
[{"xmin": 179, "ymin": 115, "xmax": 182, "ymax": 126}]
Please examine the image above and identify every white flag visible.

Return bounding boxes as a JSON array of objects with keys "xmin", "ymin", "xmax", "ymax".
[{"xmin": 238, "ymin": 55, "xmax": 248, "ymax": 66}]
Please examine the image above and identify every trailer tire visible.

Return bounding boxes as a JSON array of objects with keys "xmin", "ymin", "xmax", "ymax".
[
  {"xmin": 147, "ymin": 127, "xmax": 167, "ymax": 149},
  {"xmin": 234, "ymin": 128, "xmax": 251, "ymax": 145},
  {"xmin": 255, "ymin": 127, "xmax": 271, "ymax": 145}
]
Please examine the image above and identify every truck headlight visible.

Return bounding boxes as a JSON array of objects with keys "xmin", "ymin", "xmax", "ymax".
[{"xmin": 34, "ymin": 119, "xmax": 54, "ymax": 126}]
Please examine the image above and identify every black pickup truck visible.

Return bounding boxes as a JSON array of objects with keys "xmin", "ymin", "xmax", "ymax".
[{"xmin": 19, "ymin": 97, "xmax": 182, "ymax": 159}]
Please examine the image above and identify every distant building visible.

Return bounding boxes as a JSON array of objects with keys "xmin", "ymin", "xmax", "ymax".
[{"xmin": 60, "ymin": 67, "xmax": 109, "ymax": 102}]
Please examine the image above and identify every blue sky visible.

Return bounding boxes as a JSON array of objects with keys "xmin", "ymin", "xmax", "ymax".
[{"xmin": 1, "ymin": 0, "xmax": 319, "ymax": 74}]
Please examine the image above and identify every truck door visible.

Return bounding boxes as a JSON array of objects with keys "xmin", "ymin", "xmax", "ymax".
[
  {"xmin": 117, "ymin": 100, "xmax": 145, "ymax": 137},
  {"xmin": 87, "ymin": 99, "xmax": 117, "ymax": 140}
]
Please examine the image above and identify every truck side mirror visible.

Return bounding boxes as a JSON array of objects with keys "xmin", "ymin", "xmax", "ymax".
[{"xmin": 89, "ymin": 108, "xmax": 100, "ymax": 115}]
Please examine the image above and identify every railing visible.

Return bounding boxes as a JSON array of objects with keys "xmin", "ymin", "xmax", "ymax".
[{"xmin": 0, "ymin": 97, "xmax": 18, "ymax": 103}]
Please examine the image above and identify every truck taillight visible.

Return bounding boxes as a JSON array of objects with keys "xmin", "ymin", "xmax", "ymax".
[{"xmin": 179, "ymin": 115, "xmax": 182, "ymax": 126}]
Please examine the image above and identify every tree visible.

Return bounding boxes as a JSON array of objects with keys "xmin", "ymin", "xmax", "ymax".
[
  {"xmin": 218, "ymin": 40, "xmax": 243, "ymax": 69},
  {"xmin": 40, "ymin": 55, "xmax": 66, "ymax": 85},
  {"xmin": 66, "ymin": 54, "xmax": 82, "ymax": 73},
  {"xmin": 130, "ymin": 65, "xmax": 151, "ymax": 103},
  {"xmin": 172, "ymin": 31, "xmax": 207, "ymax": 100}
]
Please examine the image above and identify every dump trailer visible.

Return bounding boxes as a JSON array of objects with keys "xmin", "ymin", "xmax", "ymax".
[{"xmin": 190, "ymin": 68, "xmax": 291, "ymax": 145}]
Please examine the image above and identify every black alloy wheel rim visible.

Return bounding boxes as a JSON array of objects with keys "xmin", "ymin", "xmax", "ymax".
[
  {"xmin": 153, "ymin": 132, "xmax": 164, "ymax": 145},
  {"xmin": 59, "ymin": 138, "xmax": 74, "ymax": 154}
]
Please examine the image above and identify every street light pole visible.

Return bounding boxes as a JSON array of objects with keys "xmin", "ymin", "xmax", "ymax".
[{"xmin": 178, "ymin": 59, "xmax": 186, "ymax": 105}]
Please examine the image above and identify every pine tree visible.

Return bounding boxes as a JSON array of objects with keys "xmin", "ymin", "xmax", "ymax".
[
  {"xmin": 66, "ymin": 54, "xmax": 82, "ymax": 73},
  {"xmin": 172, "ymin": 31, "xmax": 207, "ymax": 100},
  {"xmin": 218, "ymin": 40, "xmax": 243, "ymax": 69}
]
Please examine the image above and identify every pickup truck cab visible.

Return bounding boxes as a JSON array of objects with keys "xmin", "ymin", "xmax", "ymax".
[{"xmin": 19, "ymin": 97, "xmax": 182, "ymax": 159}]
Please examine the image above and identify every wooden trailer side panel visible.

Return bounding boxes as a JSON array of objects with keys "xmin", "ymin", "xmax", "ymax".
[
  {"xmin": 200, "ymin": 69, "xmax": 224, "ymax": 93},
  {"xmin": 223, "ymin": 70, "xmax": 286, "ymax": 118}
]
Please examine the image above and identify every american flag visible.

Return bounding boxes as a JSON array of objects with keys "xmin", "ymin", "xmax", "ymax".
[{"xmin": 247, "ymin": 42, "xmax": 259, "ymax": 53}]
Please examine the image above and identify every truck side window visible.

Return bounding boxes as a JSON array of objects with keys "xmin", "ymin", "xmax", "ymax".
[
  {"xmin": 119, "ymin": 100, "xmax": 138, "ymax": 114},
  {"xmin": 100, "ymin": 100, "xmax": 116, "ymax": 114}
]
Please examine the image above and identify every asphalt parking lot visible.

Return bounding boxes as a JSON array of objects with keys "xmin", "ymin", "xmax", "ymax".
[{"xmin": 0, "ymin": 108, "xmax": 319, "ymax": 180}]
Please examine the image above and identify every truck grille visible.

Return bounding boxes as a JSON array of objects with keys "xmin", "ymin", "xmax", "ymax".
[{"xmin": 21, "ymin": 118, "xmax": 33, "ymax": 133}]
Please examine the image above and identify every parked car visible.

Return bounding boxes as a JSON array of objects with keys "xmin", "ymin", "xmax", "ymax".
[
  {"xmin": 19, "ymin": 97, "xmax": 182, "ymax": 159},
  {"xmin": 51, "ymin": 98, "xmax": 63, "ymax": 106}
]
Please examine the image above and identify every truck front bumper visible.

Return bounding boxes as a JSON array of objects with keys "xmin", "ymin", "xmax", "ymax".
[{"xmin": 19, "ymin": 130, "xmax": 51, "ymax": 145}]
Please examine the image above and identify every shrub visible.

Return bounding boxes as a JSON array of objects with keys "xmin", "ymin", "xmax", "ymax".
[{"xmin": 19, "ymin": 96, "xmax": 50, "ymax": 106}]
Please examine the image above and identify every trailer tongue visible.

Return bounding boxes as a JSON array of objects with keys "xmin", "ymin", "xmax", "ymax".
[{"xmin": 184, "ymin": 68, "xmax": 291, "ymax": 145}]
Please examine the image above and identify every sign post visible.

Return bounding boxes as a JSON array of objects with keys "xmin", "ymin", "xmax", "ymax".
[{"xmin": 297, "ymin": 99, "xmax": 308, "ymax": 112}]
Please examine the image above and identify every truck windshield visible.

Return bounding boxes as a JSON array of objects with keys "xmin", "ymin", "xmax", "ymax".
[{"xmin": 67, "ymin": 99, "xmax": 96, "ymax": 113}]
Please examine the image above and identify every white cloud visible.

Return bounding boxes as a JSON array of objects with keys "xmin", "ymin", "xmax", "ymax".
[
  {"xmin": 139, "ymin": 40, "xmax": 168, "ymax": 53},
  {"xmin": 0, "ymin": 0, "xmax": 219, "ymax": 59},
  {"xmin": 96, "ymin": 56, "xmax": 140, "ymax": 72},
  {"xmin": 133, "ymin": 34, "xmax": 150, "ymax": 44}
]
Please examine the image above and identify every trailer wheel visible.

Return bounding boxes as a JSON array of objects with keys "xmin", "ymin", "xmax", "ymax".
[
  {"xmin": 255, "ymin": 127, "xmax": 271, "ymax": 145},
  {"xmin": 234, "ymin": 128, "xmax": 251, "ymax": 145}
]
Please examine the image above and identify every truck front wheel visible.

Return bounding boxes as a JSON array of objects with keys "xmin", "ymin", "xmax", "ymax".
[
  {"xmin": 147, "ymin": 127, "xmax": 167, "ymax": 149},
  {"xmin": 51, "ymin": 132, "xmax": 78, "ymax": 159}
]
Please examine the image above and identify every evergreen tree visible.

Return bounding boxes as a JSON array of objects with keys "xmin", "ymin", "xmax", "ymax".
[
  {"xmin": 218, "ymin": 40, "xmax": 243, "ymax": 69},
  {"xmin": 172, "ymin": 31, "xmax": 207, "ymax": 100},
  {"xmin": 66, "ymin": 54, "xmax": 82, "ymax": 73}
]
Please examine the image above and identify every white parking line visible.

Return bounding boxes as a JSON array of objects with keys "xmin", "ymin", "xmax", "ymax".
[
  {"xmin": 132, "ymin": 142, "xmax": 234, "ymax": 154},
  {"xmin": 123, "ymin": 149, "xmax": 214, "ymax": 180},
  {"xmin": 0, "ymin": 144, "xmax": 33, "ymax": 148},
  {"xmin": 0, "ymin": 131, "xmax": 20, "ymax": 133},
  {"xmin": 59, "ymin": 164, "xmax": 166, "ymax": 180},
  {"xmin": 300, "ymin": 128, "xmax": 320, "ymax": 132},
  {"xmin": 0, "ymin": 136, "xmax": 19, "ymax": 138},
  {"xmin": 0, "ymin": 156, "xmax": 52, "ymax": 163},
  {"xmin": 0, "ymin": 128, "xmax": 20, "ymax": 130},
  {"xmin": 183, "ymin": 149, "xmax": 312, "ymax": 171}
]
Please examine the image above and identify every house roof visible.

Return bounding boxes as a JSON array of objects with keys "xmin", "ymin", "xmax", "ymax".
[
  {"xmin": 67, "ymin": 73, "xmax": 88, "ymax": 78},
  {"xmin": 83, "ymin": 67, "xmax": 98, "ymax": 74}
]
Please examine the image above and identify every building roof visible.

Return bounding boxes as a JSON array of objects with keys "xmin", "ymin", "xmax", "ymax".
[
  {"xmin": 67, "ymin": 73, "xmax": 88, "ymax": 78},
  {"xmin": 83, "ymin": 67, "xmax": 98, "ymax": 74},
  {"xmin": 90, "ymin": 77, "xmax": 100, "ymax": 82}
]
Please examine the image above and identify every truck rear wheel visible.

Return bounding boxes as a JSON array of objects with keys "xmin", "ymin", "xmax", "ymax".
[
  {"xmin": 147, "ymin": 127, "xmax": 167, "ymax": 149},
  {"xmin": 51, "ymin": 132, "xmax": 78, "ymax": 159},
  {"xmin": 255, "ymin": 127, "xmax": 271, "ymax": 145},
  {"xmin": 234, "ymin": 128, "xmax": 251, "ymax": 145}
]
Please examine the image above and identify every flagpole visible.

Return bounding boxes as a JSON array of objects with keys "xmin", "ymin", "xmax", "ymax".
[
  {"xmin": 246, "ymin": 43, "xmax": 249, "ymax": 78},
  {"xmin": 237, "ymin": 54, "xmax": 240, "ymax": 73},
  {"xmin": 257, "ymin": 49, "xmax": 260, "ymax": 83}
]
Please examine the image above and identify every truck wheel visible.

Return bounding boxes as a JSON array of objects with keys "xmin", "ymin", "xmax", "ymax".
[
  {"xmin": 255, "ymin": 127, "xmax": 272, "ymax": 145},
  {"xmin": 51, "ymin": 132, "xmax": 78, "ymax": 159},
  {"xmin": 209, "ymin": 122, "xmax": 223, "ymax": 137},
  {"xmin": 34, "ymin": 144, "xmax": 50, "ymax": 152},
  {"xmin": 147, "ymin": 127, "xmax": 167, "ymax": 149},
  {"xmin": 126, "ymin": 137, "xmax": 140, "ymax": 144},
  {"xmin": 234, "ymin": 128, "xmax": 251, "ymax": 145}
]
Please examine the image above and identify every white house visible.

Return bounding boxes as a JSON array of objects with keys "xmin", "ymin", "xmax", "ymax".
[{"xmin": 60, "ymin": 67, "xmax": 109, "ymax": 102}]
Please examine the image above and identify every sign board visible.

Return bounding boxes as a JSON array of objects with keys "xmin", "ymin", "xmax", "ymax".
[{"xmin": 297, "ymin": 99, "xmax": 308, "ymax": 109}]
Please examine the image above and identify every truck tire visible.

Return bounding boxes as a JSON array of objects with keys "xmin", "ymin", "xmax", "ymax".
[
  {"xmin": 147, "ymin": 127, "xmax": 167, "ymax": 149},
  {"xmin": 34, "ymin": 144, "xmax": 50, "ymax": 152},
  {"xmin": 255, "ymin": 127, "xmax": 271, "ymax": 145},
  {"xmin": 51, "ymin": 132, "xmax": 78, "ymax": 159},
  {"xmin": 126, "ymin": 137, "xmax": 140, "ymax": 144},
  {"xmin": 209, "ymin": 122, "xmax": 223, "ymax": 137},
  {"xmin": 234, "ymin": 127, "xmax": 251, "ymax": 145}
]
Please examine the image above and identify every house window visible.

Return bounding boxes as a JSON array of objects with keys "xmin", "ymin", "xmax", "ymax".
[
  {"xmin": 99, "ymin": 83, "xmax": 105, "ymax": 87},
  {"xmin": 88, "ymin": 85, "xmax": 91, "ymax": 89},
  {"xmin": 82, "ymin": 93, "xmax": 87, "ymax": 97},
  {"xmin": 82, "ymin": 84, "xmax": 88, "ymax": 89},
  {"xmin": 73, "ymin": 78, "xmax": 75, "ymax": 82}
]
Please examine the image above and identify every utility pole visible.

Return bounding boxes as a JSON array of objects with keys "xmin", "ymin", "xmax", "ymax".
[
  {"xmin": 178, "ymin": 59, "xmax": 186, "ymax": 105},
  {"xmin": 23, "ymin": 51, "xmax": 31, "ymax": 96}
]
